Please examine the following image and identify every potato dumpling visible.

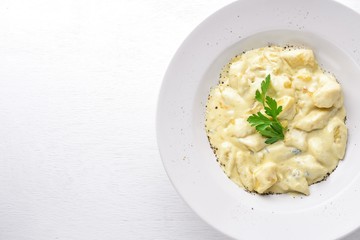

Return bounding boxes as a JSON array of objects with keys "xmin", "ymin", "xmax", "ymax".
[
  {"xmin": 253, "ymin": 162, "xmax": 278, "ymax": 193},
  {"xmin": 281, "ymin": 49, "xmax": 315, "ymax": 68},
  {"xmin": 312, "ymin": 80, "xmax": 341, "ymax": 108}
]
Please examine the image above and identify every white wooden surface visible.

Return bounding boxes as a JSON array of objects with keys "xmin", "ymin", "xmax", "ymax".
[{"xmin": 0, "ymin": 0, "xmax": 359, "ymax": 239}]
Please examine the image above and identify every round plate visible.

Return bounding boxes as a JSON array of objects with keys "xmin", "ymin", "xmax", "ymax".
[{"xmin": 157, "ymin": 0, "xmax": 360, "ymax": 239}]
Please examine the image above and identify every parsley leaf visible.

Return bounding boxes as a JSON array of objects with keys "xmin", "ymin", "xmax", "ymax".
[
  {"xmin": 247, "ymin": 75, "xmax": 284, "ymax": 144},
  {"xmin": 264, "ymin": 96, "xmax": 282, "ymax": 119},
  {"xmin": 255, "ymin": 74, "xmax": 270, "ymax": 105}
]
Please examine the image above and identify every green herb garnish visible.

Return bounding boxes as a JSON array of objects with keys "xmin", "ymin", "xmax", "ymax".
[{"xmin": 247, "ymin": 74, "xmax": 284, "ymax": 144}]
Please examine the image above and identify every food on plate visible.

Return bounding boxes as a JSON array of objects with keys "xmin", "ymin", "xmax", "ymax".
[{"xmin": 205, "ymin": 46, "xmax": 347, "ymax": 195}]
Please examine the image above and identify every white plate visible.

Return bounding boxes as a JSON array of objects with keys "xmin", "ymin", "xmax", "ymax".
[{"xmin": 157, "ymin": 0, "xmax": 360, "ymax": 239}]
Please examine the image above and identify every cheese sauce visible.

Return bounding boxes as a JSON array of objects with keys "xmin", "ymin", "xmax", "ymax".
[{"xmin": 205, "ymin": 46, "xmax": 347, "ymax": 195}]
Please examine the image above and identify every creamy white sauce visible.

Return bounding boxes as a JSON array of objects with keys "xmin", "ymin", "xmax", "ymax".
[{"xmin": 205, "ymin": 46, "xmax": 347, "ymax": 195}]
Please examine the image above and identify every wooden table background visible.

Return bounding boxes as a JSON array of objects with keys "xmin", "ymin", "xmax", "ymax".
[{"xmin": 0, "ymin": 0, "xmax": 359, "ymax": 239}]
